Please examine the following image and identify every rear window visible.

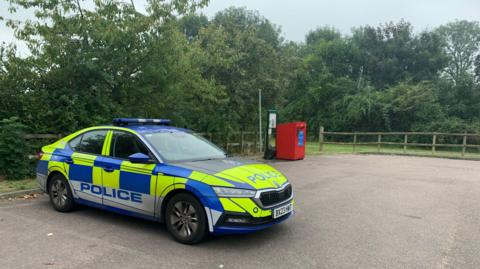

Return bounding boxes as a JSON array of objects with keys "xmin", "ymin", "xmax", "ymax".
[{"xmin": 69, "ymin": 130, "xmax": 107, "ymax": 155}]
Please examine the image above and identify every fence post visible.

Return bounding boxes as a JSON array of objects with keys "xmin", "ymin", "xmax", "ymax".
[
  {"xmin": 353, "ymin": 133, "xmax": 357, "ymax": 153},
  {"xmin": 225, "ymin": 134, "xmax": 229, "ymax": 153},
  {"xmin": 377, "ymin": 134, "xmax": 382, "ymax": 152},
  {"xmin": 403, "ymin": 134, "xmax": 408, "ymax": 153},
  {"xmin": 432, "ymin": 132, "xmax": 437, "ymax": 155},
  {"xmin": 253, "ymin": 131, "xmax": 258, "ymax": 153},
  {"xmin": 240, "ymin": 131, "xmax": 245, "ymax": 155},
  {"xmin": 319, "ymin": 126, "xmax": 324, "ymax": 152},
  {"xmin": 462, "ymin": 134, "xmax": 467, "ymax": 157}
]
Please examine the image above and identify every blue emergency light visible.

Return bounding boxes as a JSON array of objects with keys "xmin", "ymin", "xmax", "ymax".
[{"xmin": 112, "ymin": 118, "xmax": 171, "ymax": 126}]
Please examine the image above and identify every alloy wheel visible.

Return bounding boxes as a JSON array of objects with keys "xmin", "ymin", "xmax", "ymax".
[
  {"xmin": 169, "ymin": 201, "xmax": 199, "ymax": 238},
  {"xmin": 51, "ymin": 179, "xmax": 68, "ymax": 208}
]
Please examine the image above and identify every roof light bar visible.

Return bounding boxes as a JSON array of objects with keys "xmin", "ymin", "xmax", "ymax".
[{"xmin": 112, "ymin": 118, "xmax": 171, "ymax": 126}]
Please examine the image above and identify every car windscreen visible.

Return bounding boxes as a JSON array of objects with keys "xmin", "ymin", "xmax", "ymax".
[{"xmin": 143, "ymin": 131, "xmax": 226, "ymax": 162}]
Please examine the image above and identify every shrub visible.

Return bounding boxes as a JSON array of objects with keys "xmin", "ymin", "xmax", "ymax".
[{"xmin": 0, "ymin": 117, "xmax": 32, "ymax": 180}]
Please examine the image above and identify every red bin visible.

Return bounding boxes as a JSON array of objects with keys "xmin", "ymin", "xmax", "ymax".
[{"xmin": 276, "ymin": 122, "xmax": 306, "ymax": 160}]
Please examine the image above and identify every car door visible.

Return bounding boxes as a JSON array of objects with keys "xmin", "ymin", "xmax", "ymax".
[
  {"xmin": 95, "ymin": 130, "xmax": 157, "ymax": 216},
  {"xmin": 67, "ymin": 129, "xmax": 108, "ymax": 205}
]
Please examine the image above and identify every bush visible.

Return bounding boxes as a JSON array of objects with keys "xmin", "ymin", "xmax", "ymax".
[
  {"xmin": 412, "ymin": 117, "xmax": 480, "ymax": 145},
  {"xmin": 0, "ymin": 117, "xmax": 32, "ymax": 180}
]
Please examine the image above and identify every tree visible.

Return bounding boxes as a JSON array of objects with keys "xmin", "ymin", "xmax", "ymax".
[
  {"xmin": 437, "ymin": 20, "xmax": 480, "ymax": 84},
  {"xmin": 351, "ymin": 20, "xmax": 447, "ymax": 89},
  {"xmin": 177, "ymin": 13, "xmax": 209, "ymax": 40},
  {"xmin": 379, "ymin": 82, "xmax": 444, "ymax": 131},
  {"xmin": 3, "ymin": 0, "xmax": 210, "ymax": 133},
  {"xmin": 194, "ymin": 7, "xmax": 287, "ymax": 132},
  {"xmin": 475, "ymin": 54, "xmax": 480, "ymax": 82}
]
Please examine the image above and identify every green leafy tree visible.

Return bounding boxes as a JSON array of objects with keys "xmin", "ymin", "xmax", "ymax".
[
  {"xmin": 352, "ymin": 20, "xmax": 447, "ymax": 89},
  {"xmin": 0, "ymin": 117, "xmax": 32, "ymax": 180},
  {"xmin": 3, "ymin": 0, "xmax": 209, "ymax": 133},
  {"xmin": 437, "ymin": 20, "xmax": 480, "ymax": 84},
  {"xmin": 194, "ymin": 7, "xmax": 287, "ymax": 132},
  {"xmin": 378, "ymin": 82, "xmax": 444, "ymax": 131}
]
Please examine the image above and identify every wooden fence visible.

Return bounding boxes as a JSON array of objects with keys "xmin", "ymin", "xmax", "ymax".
[
  {"xmin": 26, "ymin": 131, "xmax": 262, "ymax": 155},
  {"xmin": 318, "ymin": 126, "xmax": 480, "ymax": 158},
  {"xmin": 197, "ymin": 131, "xmax": 261, "ymax": 155}
]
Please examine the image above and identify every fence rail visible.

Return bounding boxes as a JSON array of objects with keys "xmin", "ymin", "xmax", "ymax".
[
  {"xmin": 25, "ymin": 134, "xmax": 61, "ymax": 139},
  {"xmin": 26, "ymin": 131, "xmax": 261, "ymax": 155},
  {"xmin": 319, "ymin": 126, "xmax": 480, "ymax": 158}
]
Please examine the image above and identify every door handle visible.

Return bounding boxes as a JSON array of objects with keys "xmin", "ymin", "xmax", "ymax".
[
  {"xmin": 103, "ymin": 167, "xmax": 114, "ymax": 173},
  {"xmin": 65, "ymin": 159, "xmax": 73, "ymax": 164}
]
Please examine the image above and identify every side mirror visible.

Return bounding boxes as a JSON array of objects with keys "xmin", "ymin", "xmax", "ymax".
[{"xmin": 128, "ymin": 153, "xmax": 153, "ymax": 164}]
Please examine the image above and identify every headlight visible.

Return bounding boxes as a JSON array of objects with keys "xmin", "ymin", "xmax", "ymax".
[{"xmin": 212, "ymin": 186, "xmax": 256, "ymax": 198}]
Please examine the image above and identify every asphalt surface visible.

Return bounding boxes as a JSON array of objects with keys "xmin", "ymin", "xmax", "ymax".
[{"xmin": 1, "ymin": 154, "xmax": 480, "ymax": 269}]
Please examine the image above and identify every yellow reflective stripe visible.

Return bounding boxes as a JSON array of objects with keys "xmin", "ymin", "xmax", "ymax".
[
  {"xmin": 150, "ymin": 175, "xmax": 157, "ymax": 196},
  {"xmin": 202, "ymin": 175, "xmax": 234, "ymax": 187},
  {"xmin": 120, "ymin": 162, "xmax": 156, "ymax": 174},
  {"xmin": 230, "ymin": 198, "xmax": 271, "ymax": 217},
  {"xmin": 47, "ymin": 165, "xmax": 68, "ymax": 179},
  {"xmin": 259, "ymin": 208, "xmax": 272, "ymax": 217},
  {"xmin": 213, "ymin": 172, "xmax": 247, "ymax": 183},
  {"xmin": 215, "ymin": 164, "xmax": 288, "ymax": 189},
  {"xmin": 175, "ymin": 177, "xmax": 188, "ymax": 185},
  {"xmin": 92, "ymin": 167, "xmax": 102, "ymax": 186},
  {"xmin": 175, "ymin": 184, "xmax": 186, "ymax": 189},
  {"xmin": 41, "ymin": 146, "xmax": 56, "ymax": 154},
  {"xmin": 174, "ymin": 177, "xmax": 188, "ymax": 189},
  {"xmin": 188, "ymin": 172, "xmax": 234, "ymax": 187},
  {"xmin": 219, "ymin": 198, "xmax": 246, "ymax": 213},
  {"xmin": 103, "ymin": 169, "xmax": 120, "ymax": 188},
  {"xmin": 189, "ymin": 171, "xmax": 206, "ymax": 181},
  {"xmin": 64, "ymin": 163, "xmax": 70, "ymax": 178},
  {"xmin": 71, "ymin": 152, "xmax": 96, "ymax": 166},
  {"xmin": 155, "ymin": 175, "xmax": 175, "ymax": 197},
  {"xmin": 50, "ymin": 140, "xmax": 67, "ymax": 149},
  {"xmin": 41, "ymin": 153, "xmax": 52, "ymax": 161},
  {"xmin": 160, "ymin": 185, "xmax": 175, "ymax": 197},
  {"xmin": 102, "ymin": 131, "xmax": 113, "ymax": 156},
  {"xmin": 246, "ymin": 164, "xmax": 288, "ymax": 186}
]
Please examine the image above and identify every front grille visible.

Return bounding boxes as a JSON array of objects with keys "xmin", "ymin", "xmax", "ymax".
[{"xmin": 259, "ymin": 184, "xmax": 292, "ymax": 207}]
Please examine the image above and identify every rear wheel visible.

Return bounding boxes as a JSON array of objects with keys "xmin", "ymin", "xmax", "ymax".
[
  {"xmin": 48, "ymin": 174, "xmax": 75, "ymax": 212},
  {"xmin": 165, "ymin": 193, "xmax": 207, "ymax": 244}
]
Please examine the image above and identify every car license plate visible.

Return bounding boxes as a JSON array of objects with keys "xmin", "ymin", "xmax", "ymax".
[{"xmin": 273, "ymin": 203, "xmax": 293, "ymax": 219}]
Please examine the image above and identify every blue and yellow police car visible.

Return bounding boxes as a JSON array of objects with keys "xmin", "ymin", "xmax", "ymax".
[{"xmin": 36, "ymin": 118, "xmax": 294, "ymax": 244}]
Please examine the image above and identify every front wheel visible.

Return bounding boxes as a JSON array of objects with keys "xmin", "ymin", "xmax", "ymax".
[
  {"xmin": 48, "ymin": 174, "xmax": 75, "ymax": 212},
  {"xmin": 165, "ymin": 193, "xmax": 208, "ymax": 244}
]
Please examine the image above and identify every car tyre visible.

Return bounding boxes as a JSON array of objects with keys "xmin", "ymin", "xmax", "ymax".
[
  {"xmin": 48, "ymin": 174, "xmax": 75, "ymax": 212},
  {"xmin": 165, "ymin": 193, "xmax": 208, "ymax": 244}
]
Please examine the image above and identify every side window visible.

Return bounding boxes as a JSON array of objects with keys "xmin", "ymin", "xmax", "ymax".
[
  {"xmin": 68, "ymin": 135, "xmax": 82, "ymax": 150},
  {"xmin": 69, "ymin": 130, "xmax": 108, "ymax": 155},
  {"xmin": 110, "ymin": 131, "xmax": 151, "ymax": 159}
]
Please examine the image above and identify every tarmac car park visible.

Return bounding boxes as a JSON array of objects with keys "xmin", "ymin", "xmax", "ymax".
[{"xmin": 36, "ymin": 118, "xmax": 294, "ymax": 244}]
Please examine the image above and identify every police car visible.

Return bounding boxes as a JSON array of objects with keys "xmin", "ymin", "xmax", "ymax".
[{"xmin": 36, "ymin": 118, "xmax": 294, "ymax": 244}]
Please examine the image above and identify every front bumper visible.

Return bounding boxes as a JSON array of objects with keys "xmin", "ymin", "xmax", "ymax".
[{"xmin": 212, "ymin": 211, "xmax": 294, "ymax": 235}]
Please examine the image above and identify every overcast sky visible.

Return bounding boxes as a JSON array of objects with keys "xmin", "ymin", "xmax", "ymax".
[
  {"xmin": 202, "ymin": 0, "xmax": 480, "ymax": 41},
  {"xmin": 1, "ymin": 0, "xmax": 479, "ymax": 55}
]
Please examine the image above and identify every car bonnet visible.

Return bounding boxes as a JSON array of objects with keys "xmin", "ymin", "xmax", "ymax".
[{"xmin": 174, "ymin": 157, "xmax": 289, "ymax": 190}]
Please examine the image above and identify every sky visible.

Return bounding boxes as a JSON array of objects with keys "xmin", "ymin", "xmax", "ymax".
[{"xmin": 1, "ymin": 0, "xmax": 479, "ymax": 55}]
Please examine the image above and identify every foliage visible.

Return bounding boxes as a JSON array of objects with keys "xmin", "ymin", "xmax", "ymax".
[
  {"xmin": 436, "ymin": 20, "xmax": 480, "ymax": 84},
  {"xmin": 0, "ymin": 117, "xmax": 32, "ymax": 180},
  {"xmin": 0, "ymin": 1, "xmax": 479, "ymax": 170}
]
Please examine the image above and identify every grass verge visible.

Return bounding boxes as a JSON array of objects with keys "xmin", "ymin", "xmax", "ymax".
[
  {"xmin": 306, "ymin": 142, "xmax": 480, "ymax": 160},
  {"xmin": 0, "ymin": 178, "xmax": 38, "ymax": 193}
]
